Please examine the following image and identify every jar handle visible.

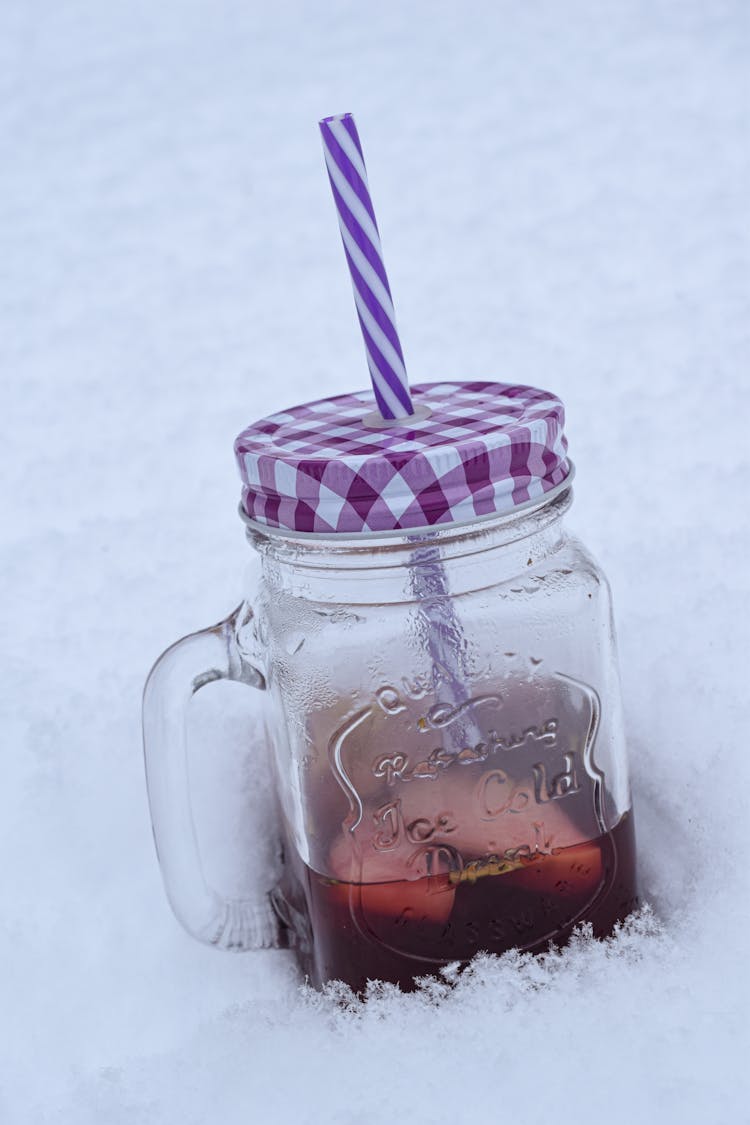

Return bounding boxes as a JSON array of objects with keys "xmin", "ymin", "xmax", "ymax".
[{"xmin": 142, "ymin": 603, "xmax": 279, "ymax": 951}]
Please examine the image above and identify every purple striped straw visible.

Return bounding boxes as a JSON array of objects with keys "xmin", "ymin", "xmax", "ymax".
[
  {"xmin": 319, "ymin": 111, "xmax": 478, "ymax": 755},
  {"xmin": 319, "ymin": 113, "xmax": 414, "ymax": 421}
]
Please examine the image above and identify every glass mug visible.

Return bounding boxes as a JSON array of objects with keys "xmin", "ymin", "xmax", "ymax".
[{"xmin": 143, "ymin": 382, "xmax": 639, "ymax": 992}]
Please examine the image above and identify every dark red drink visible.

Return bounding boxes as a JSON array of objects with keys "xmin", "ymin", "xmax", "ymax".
[{"xmin": 274, "ymin": 812, "xmax": 638, "ymax": 993}]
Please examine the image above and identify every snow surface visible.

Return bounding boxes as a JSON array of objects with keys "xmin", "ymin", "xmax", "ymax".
[{"xmin": 2, "ymin": 1, "xmax": 749, "ymax": 1121}]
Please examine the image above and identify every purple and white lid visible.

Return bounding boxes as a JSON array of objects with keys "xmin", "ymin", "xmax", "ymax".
[{"xmin": 234, "ymin": 380, "xmax": 571, "ymax": 536}]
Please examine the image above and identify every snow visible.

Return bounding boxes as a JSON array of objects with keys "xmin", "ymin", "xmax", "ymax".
[{"xmin": 2, "ymin": 0, "xmax": 749, "ymax": 1121}]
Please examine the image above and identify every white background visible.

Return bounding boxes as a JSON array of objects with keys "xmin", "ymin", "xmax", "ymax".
[{"xmin": 2, "ymin": 1, "xmax": 748, "ymax": 1121}]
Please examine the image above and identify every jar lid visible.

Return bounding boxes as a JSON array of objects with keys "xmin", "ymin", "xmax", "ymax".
[{"xmin": 234, "ymin": 380, "xmax": 570, "ymax": 535}]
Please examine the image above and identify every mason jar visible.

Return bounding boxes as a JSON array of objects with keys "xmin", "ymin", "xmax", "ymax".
[{"xmin": 143, "ymin": 380, "xmax": 638, "ymax": 992}]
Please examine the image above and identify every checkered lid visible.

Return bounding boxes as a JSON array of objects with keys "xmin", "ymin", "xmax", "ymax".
[{"xmin": 234, "ymin": 381, "xmax": 571, "ymax": 535}]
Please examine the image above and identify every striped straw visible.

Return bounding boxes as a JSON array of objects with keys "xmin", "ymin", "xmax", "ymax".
[
  {"xmin": 319, "ymin": 112, "xmax": 476, "ymax": 754},
  {"xmin": 319, "ymin": 113, "xmax": 414, "ymax": 420}
]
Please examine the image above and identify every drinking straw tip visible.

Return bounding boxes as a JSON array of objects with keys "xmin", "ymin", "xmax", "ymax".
[{"xmin": 319, "ymin": 112, "xmax": 354, "ymax": 127}]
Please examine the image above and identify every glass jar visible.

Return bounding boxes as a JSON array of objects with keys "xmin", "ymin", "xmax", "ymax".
[{"xmin": 143, "ymin": 480, "xmax": 638, "ymax": 993}]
